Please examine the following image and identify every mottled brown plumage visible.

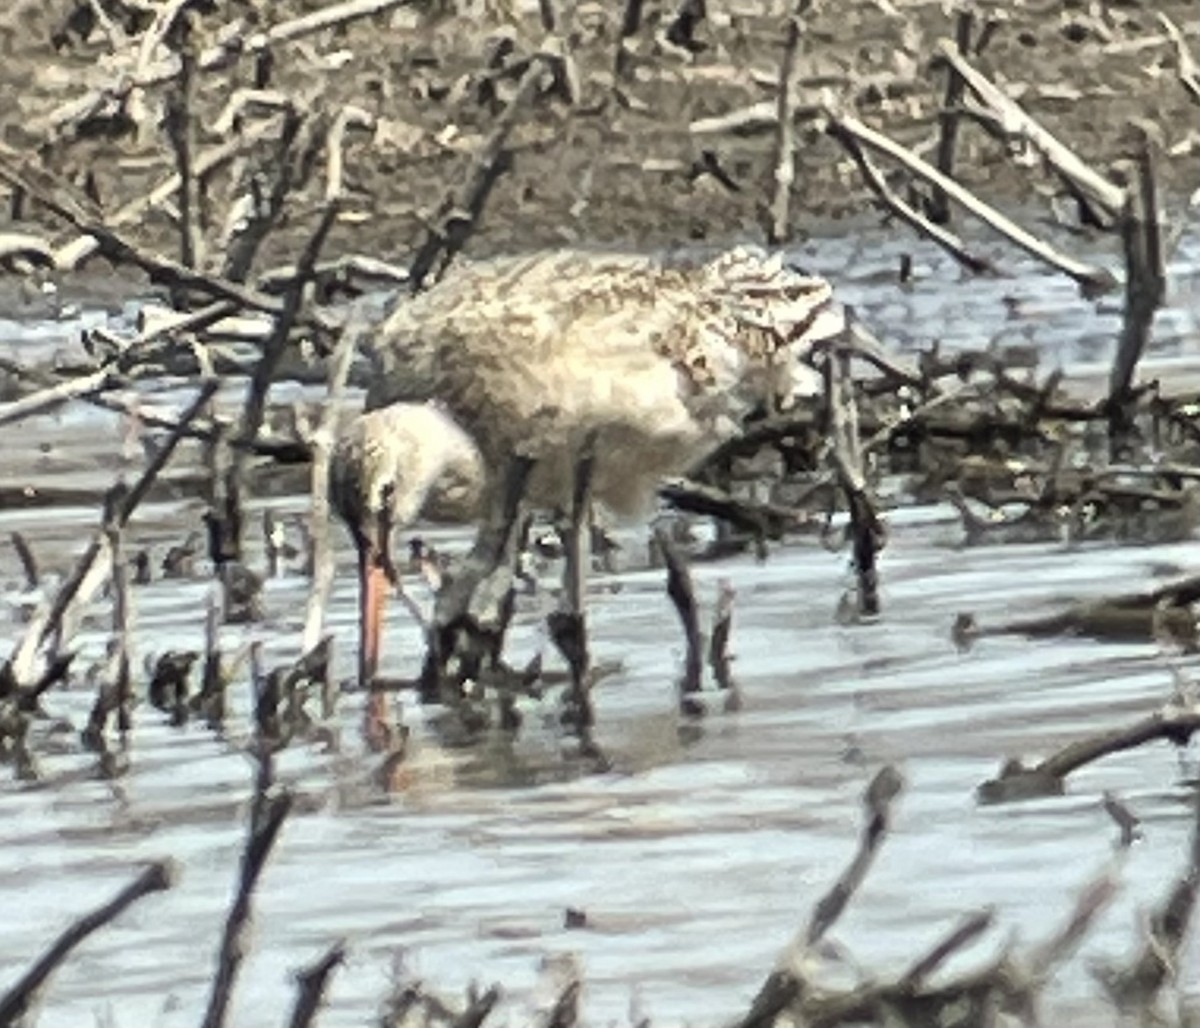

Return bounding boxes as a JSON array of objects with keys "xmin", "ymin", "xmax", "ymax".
[
  {"xmin": 366, "ymin": 246, "xmax": 840, "ymax": 515},
  {"xmin": 357, "ymin": 245, "xmax": 841, "ymax": 746}
]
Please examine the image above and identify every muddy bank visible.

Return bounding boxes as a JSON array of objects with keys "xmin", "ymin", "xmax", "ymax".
[{"xmin": 2, "ymin": 0, "xmax": 1199, "ymax": 274}]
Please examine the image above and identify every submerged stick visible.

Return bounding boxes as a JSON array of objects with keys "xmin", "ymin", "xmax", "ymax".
[{"xmin": 0, "ymin": 861, "xmax": 175, "ymax": 1025}]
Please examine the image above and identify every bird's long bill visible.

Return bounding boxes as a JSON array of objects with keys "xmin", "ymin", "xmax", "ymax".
[{"xmin": 358, "ymin": 545, "xmax": 390, "ymax": 688}]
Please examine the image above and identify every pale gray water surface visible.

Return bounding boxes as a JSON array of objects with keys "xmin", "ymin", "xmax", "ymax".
[{"xmin": 1, "ymin": 224, "xmax": 1200, "ymax": 1026}]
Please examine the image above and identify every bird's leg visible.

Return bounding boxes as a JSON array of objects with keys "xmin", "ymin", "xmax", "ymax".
[
  {"xmin": 420, "ymin": 454, "xmax": 535, "ymax": 704},
  {"xmin": 551, "ymin": 432, "xmax": 599, "ymax": 752},
  {"xmin": 361, "ymin": 494, "xmax": 397, "ymax": 752}
]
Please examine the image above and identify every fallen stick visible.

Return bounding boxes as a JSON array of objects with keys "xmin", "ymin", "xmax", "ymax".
[
  {"xmin": 823, "ymin": 110, "xmax": 1117, "ymax": 295},
  {"xmin": 658, "ymin": 476, "xmax": 810, "ymax": 539},
  {"xmin": 1158, "ymin": 13, "xmax": 1200, "ymax": 105},
  {"xmin": 977, "ymin": 704, "xmax": 1200, "ymax": 804},
  {"xmin": 827, "ymin": 118, "xmax": 996, "ymax": 276},
  {"xmin": 0, "ymin": 861, "xmax": 175, "ymax": 1025},
  {"xmin": 933, "ymin": 37, "xmax": 1127, "ymax": 216},
  {"xmin": 0, "ymin": 365, "xmax": 117, "ymax": 428}
]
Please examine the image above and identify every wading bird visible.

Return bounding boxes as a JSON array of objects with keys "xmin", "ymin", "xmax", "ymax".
[
  {"xmin": 329, "ymin": 401, "xmax": 483, "ymax": 750},
  {"xmin": 362, "ymin": 246, "xmax": 842, "ymax": 751}
]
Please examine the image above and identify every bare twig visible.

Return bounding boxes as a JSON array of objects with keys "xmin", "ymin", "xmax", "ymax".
[
  {"xmin": 10, "ymin": 381, "xmax": 218, "ymax": 683},
  {"xmin": 302, "ymin": 322, "xmax": 361, "ymax": 651},
  {"xmin": 0, "ymin": 862, "xmax": 175, "ymax": 1025},
  {"xmin": 288, "ymin": 941, "xmax": 347, "ymax": 1028},
  {"xmin": 933, "ymin": 37, "xmax": 1127, "ymax": 216},
  {"xmin": 768, "ymin": 12, "xmax": 803, "ymax": 245},
  {"xmin": 823, "ymin": 110, "xmax": 1117, "ymax": 294},
  {"xmin": 200, "ymin": 789, "xmax": 293, "ymax": 1028},
  {"xmin": 929, "ymin": 10, "xmax": 973, "ymax": 224}
]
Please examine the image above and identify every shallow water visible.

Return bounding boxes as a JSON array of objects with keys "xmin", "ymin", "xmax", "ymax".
[{"xmin": 2, "ymin": 224, "xmax": 1200, "ymax": 1026}]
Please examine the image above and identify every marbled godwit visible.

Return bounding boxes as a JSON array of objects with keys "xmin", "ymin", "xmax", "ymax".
[
  {"xmin": 329, "ymin": 401, "xmax": 483, "ymax": 749},
  {"xmin": 363, "ymin": 246, "xmax": 842, "ymax": 747}
]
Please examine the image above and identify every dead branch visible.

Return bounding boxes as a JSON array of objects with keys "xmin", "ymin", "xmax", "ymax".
[
  {"xmin": 9, "ymin": 532, "xmax": 39, "ymax": 591},
  {"xmin": 200, "ymin": 788, "xmax": 293, "ymax": 1028},
  {"xmin": 9, "ymin": 379, "xmax": 217, "ymax": 684},
  {"xmin": 0, "ymin": 365, "xmax": 118, "ymax": 428},
  {"xmin": 933, "ymin": 37, "xmax": 1127, "ymax": 216},
  {"xmin": 224, "ymin": 202, "xmax": 339, "ymax": 561},
  {"xmin": 929, "ymin": 10, "xmax": 973, "ymax": 224},
  {"xmin": 1094, "ymin": 793, "xmax": 1200, "ymax": 1015},
  {"xmin": 407, "ymin": 48, "xmax": 549, "ymax": 292},
  {"xmin": 1109, "ymin": 135, "xmax": 1165, "ymax": 454},
  {"xmin": 1158, "ymin": 13, "xmax": 1200, "ymax": 105},
  {"xmin": 828, "ymin": 120, "xmax": 996, "ymax": 275},
  {"xmin": 808, "ymin": 764, "xmax": 903, "ymax": 944},
  {"xmin": 977, "ymin": 704, "xmax": 1200, "ymax": 804},
  {"xmin": 0, "ymin": 861, "xmax": 175, "ymax": 1025},
  {"xmin": 302, "ymin": 322, "xmax": 360, "ymax": 651},
  {"xmin": 823, "ymin": 109, "xmax": 1118, "ymax": 295},
  {"xmin": 288, "ymin": 941, "xmax": 347, "ymax": 1028},
  {"xmin": 827, "ymin": 337, "xmax": 884, "ymax": 618},
  {"xmin": 767, "ymin": 11, "xmax": 802, "ymax": 245},
  {"xmin": 162, "ymin": 2, "xmax": 203, "ymax": 278}
]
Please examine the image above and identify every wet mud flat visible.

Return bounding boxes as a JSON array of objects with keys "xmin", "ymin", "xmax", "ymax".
[
  {"xmin": 3, "ymin": 0, "xmax": 1200, "ymax": 267},
  {"xmin": 2, "ymin": 225, "xmax": 1200, "ymax": 1025}
]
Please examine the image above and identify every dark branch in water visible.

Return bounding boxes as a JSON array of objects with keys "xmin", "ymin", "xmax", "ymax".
[
  {"xmin": 288, "ymin": 940, "xmax": 347, "ymax": 1028},
  {"xmin": 0, "ymin": 861, "xmax": 175, "ymax": 1025},
  {"xmin": 200, "ymin": 789, "xmax": 293, "ymax": 1028},
  {"xmin": 978, "ymin": 705, "xmax": 1200, "ymax": 804}
]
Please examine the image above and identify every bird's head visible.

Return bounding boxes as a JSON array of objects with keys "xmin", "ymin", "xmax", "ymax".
[{"xmin": 697, "ymin": 246, "xmax": 842, "ymax": 410}]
